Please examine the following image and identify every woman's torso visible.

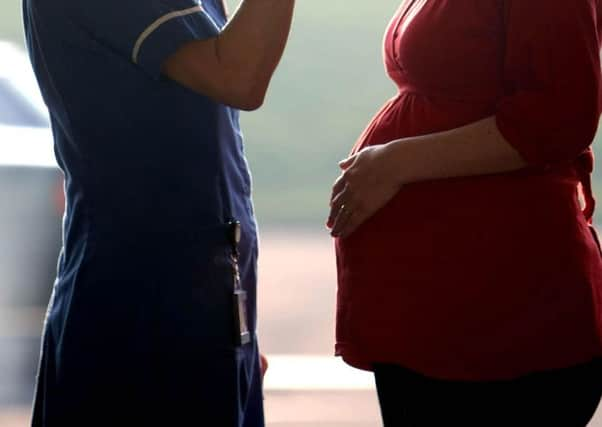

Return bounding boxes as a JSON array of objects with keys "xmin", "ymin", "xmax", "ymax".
[{"xmin": 335, "ymin": 0, "xmax": 602, "ymax": 380}]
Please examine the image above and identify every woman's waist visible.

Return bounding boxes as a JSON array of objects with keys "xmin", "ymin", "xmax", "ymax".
[
  {"xmin": 56, "ymin": 220, "xmax": 258, "ymax": 298},
  {"xmin": 60, "ymin": 210, "xmax": 257, "ymax": 267},
  {"xmin": 64, "ymin": 183, "xmax": 256, "ymax": 241}
]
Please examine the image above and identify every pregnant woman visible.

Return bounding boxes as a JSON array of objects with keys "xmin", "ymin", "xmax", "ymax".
[{"xmin": 328, "ymin": 1, "xmax": 602, "ymax": 425}]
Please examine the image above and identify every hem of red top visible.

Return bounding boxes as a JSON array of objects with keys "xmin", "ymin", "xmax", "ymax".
[{"xmin": 335, "ymin": 342, "xmax": 602, "ymax": 382}]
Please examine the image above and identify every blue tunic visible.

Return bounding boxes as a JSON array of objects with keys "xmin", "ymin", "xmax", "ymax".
[{"xmin": 23, "ymin": 0, "xmax": 264, "ymax": 425}]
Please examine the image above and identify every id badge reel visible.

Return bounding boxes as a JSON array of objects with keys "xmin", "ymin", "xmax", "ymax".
[{"xmin": 229, "ymin": 220, "xmax": 251, "ymax": 347}]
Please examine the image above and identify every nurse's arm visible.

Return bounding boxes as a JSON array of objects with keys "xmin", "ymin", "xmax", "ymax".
[{"xmin": 161, "ymin": 0, "xmax": 295, "ymax": 111}]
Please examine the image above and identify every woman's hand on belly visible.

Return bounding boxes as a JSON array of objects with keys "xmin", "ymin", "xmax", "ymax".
[
  {"xmin": 326, "ymin": 117, "xmax": 532, "ymax": 238},
  {"xmin": 327, "ymin": 144, "xmax": 403, "ymax": 238}
]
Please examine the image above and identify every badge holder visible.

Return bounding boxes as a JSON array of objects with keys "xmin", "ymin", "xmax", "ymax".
[{"xmin": 228, "ymin": 220, "xmax": 251, "ymax": 347}]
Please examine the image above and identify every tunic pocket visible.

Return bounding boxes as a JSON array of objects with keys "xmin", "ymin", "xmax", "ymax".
[{"xmin": 155, "ymin": 236, "xmax": 237, "ymax": 353}]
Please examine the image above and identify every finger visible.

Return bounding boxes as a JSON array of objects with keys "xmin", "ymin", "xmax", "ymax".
[
  {"xmin": 339, "ymin": 155, "xmax": 356, "ymax": 170},
  {"xmin": 331, "ymin": 189, "xmax": 348, "ymax": 216},
  {"xmin": 327, "ymin": 189, "xmax": 349, "ymax": 228},
  {"xmin": 330, "ymin": 204, "xmax": 354, "ymax": 237},
  {"xmin": 329, "ymin": 175, "xmax": 346, "ymax": 207}
]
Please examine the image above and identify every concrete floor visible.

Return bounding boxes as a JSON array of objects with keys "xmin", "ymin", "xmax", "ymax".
[{"xmin": 1, "ymin": 391, "xmax": 601, "ymax": 427}]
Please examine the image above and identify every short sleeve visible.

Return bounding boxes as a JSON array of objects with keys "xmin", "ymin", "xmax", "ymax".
[
  {"xmin": 496, "ymin": 0, "xmax": 602, "ymax": 166},
  {"xmin": 71, "ymin": 0, "xmax": 221, "ymax": 79}
]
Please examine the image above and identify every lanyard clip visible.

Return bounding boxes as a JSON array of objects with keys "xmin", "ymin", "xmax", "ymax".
[
  {"xmin": 227, "ymin": 219, "xmax": 250, "ymax": 346},
  {"xmin": 228, "ymin": 219, "xmax": 242, "ymax": 257}
]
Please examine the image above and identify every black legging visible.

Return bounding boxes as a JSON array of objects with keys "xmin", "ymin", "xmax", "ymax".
[{"xmin": 374, "ymin": 359, "xmax": 602, "ymax": 427}]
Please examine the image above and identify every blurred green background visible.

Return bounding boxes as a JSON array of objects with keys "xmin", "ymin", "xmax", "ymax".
[{"xmin": 2, "ymin": 0, "xmax": 601, "ymax": 226}]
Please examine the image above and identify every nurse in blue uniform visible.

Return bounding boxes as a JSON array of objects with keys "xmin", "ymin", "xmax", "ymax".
[{"xmin": 22, "ymin": 0, "xmax": 295, "ymax": 425}]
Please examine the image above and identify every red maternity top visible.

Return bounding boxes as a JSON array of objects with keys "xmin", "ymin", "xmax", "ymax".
[{"xmin": 335, "ymin": 0, "xmax": 602, "ymax": 381}]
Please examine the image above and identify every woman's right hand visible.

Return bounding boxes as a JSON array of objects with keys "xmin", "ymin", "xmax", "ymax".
[{"xmin": 327, "ymin": 144, "xmax": 403, "ymax": 238}]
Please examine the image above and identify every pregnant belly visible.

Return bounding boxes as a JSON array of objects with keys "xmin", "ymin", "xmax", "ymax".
[{"xmin": 336, "ymin": 170, "xmax": 586, "ymax": 290}]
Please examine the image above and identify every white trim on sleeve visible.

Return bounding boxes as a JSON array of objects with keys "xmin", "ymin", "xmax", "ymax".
[{"xmin": 132, "ymin": 4, "xmax": 205, "ymax": 64}]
